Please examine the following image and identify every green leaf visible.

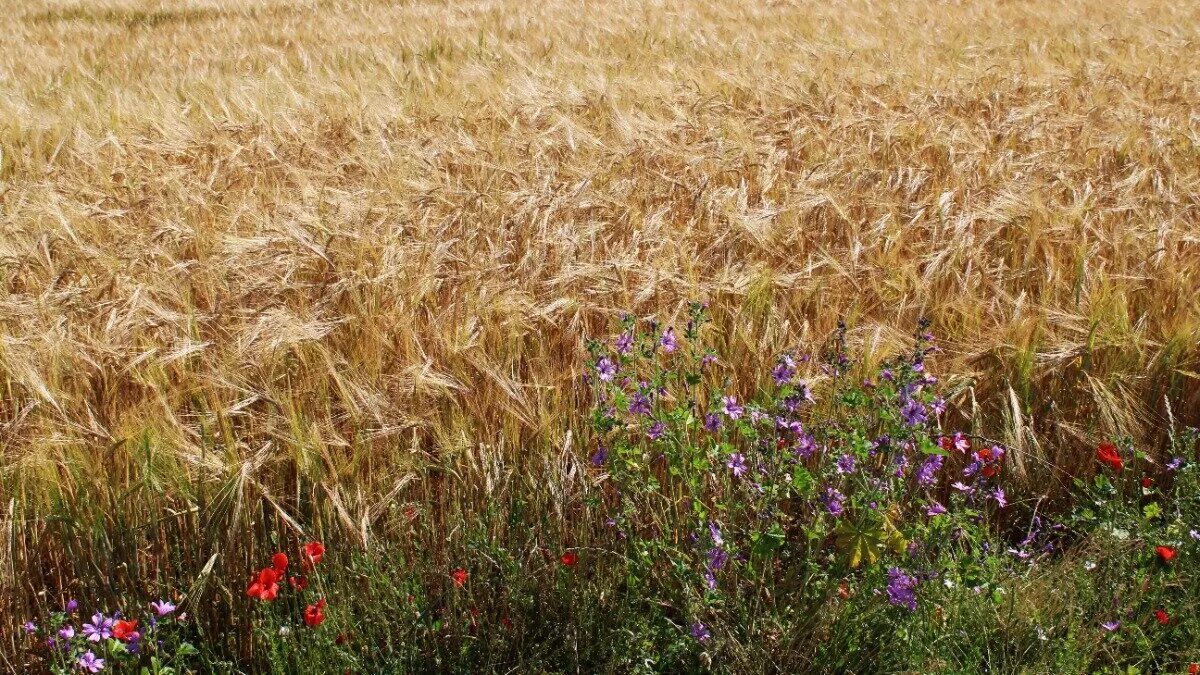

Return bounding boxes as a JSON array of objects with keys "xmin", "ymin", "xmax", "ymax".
[
  {"xmin": 835, "ymin": 520, "xmax": 882, "ymax": 568},
  {"xmin": 918, "ymin": 436, "xmax": 947, "ymax": 456},
  {"xmin": 791, "ymin": 467, "xmax": 815, "ymax": 495},
  {"xmin": 752, "ymin": 524, "xmax": 786, "ymax": 557}
]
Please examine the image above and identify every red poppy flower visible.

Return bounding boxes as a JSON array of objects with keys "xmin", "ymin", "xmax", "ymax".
[
  {"xmin": 981, "ymin": 464, "xmax": 1000, "ymax": 478},
  {"xmin": 1188, "ymin": 663, "xmax": 1197, "ymax": 675},
  {"xmin": 1096, "ymin": 442, "xmax": 1124, "ymax": 472},
  {"xmin": 303, "ymin": 599, "xmax": 326, "ymax": 627},
  {"xmin": 272, "ymin": 552, "xmax": 288, "ymax": 573},
  {"xmin": 939, "ymin": 436, "xmax": 954, "ymax": 452},
  {"xmin": 1155, "ymin": 546, "xmax": 1177, "ymax": 563},
  {"xmin": 1141, "ymin": 477, "xmax": 1153, "ymax": 488},
  {"xmin": 450, "ymin": 568, "xmax": 469, "ymax": 587},
  {"xmin": 1154, "ymin": 609, "xmax": 1169, "ymax": 625},
  {"xmin": 335, "ymin": 632, "xmax": 351, "ymax": 646},
  {"xmin": 304, "ymin": 541, "xmax": 325, "ymax": 565},
  {"xmin": 560, "ymin": 551, "xmax": 578, "ymax": 566},
  {"xmin": 289, "ymin": 575, "xmax": 309, "ymax": 590},
  {"xmin": 247, "ymin": 567, "xmax": 280, "ymax": 601},
  {"xmin": 112, "ymin": 619, "xmax": 138, "ymax": 641},
  {"xmin": 976, "ymin": 448, "xmax": 992, "ymax": 462}
]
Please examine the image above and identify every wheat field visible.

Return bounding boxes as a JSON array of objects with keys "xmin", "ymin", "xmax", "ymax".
[{"xmin": 2, "ymin": 0, "xmax": 1200, "ymax": 649}]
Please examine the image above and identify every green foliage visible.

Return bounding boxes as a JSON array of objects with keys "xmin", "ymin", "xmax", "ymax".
[{"xmin": 10, "ymin": 315, "xmax": 1200, "ymax": 673}]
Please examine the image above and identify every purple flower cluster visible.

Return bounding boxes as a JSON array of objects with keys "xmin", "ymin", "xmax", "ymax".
[
  {"xmin": 772, "ymin": 355, "xmax": 796, "ymax": 384},
  {"xmin": 823, "ymin": 487, "xmax": 845, "ymax": 517},
  {"xmin": 886, "ymin": 567, "xmax": 919, "ymax": 611},
  {"xmin": 629, "ymin": 391, "xmax": 652, "ymax": 416},
  {"xmin": 794, "ymin": 432, "xmax": 816, "ymax": 459},
  {"xmin": 836, "ymin": 454, "xmax": 857, "ymax": 474}
]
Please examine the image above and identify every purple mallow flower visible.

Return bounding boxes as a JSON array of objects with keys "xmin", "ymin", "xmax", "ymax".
[
  {"xmin": 590, "ymin": 445, "xmax": 608, "ymax": 467},
  {"xmin": 1167, "ymin": 457, "xmax": 1184, "ymax": 471},
  {"xmin": 78, "ymin": 651, "xmax": 104, "ymax": 673},
  {"xmin": 690, "ymin": 622, "xmax": 710, "ymax": 641},
  {"xmin": 151, "ymin": 600, "xmax": 177, "ymax": 616},
  {"xmin": 82, "ymin": 614, "xmax": 113, "ymax": 642},
  {"xmin": 595, "ymin": 357, "xmax": 617, "ymax": 382},
  {"xmin": 775, "ymin": 416, "xmax": 802, "ymax": 434},
  {"xmin": 58, "ymin": 625, "xmax": 75, "ymax": 640},
  {"xmin": 727, "ymin": 453, "xmax": 748, "ymax": 477},
  {"xmin": 66, "ymin": 599, "xmax": 78, "ymax": 613},
  {"xmin": 900, "ymin": 399, "xmax": 928, "ymax": 427},
  {"xmin": 629, "ymin": 392, "xmax": 651, "ymax": 416},
  {"xmin": 722, "ymin": 396, "xmax": 744, "ymax": 420},
  {"xmin": 23, "ymin": 621, "xmax": 36, "ymax": 634},
  {"xmin": 704, "ymin": 413, "xmax": 722, "ymax": 433},
  {"xmin": 836, "ymin": 454, "xmax": 856, "ymax": 474},
  {"xmin": 1101, "ymin": 621, "xmax": 1120, "ymax": 632},
  {"xmin": 708, "ymin": 521, "xmax": 724, "ymax": 547},
  {"xmin": 931, "ymin": 397, "xmax": 947, "ymax": 415},
  {"xmin": 951, "ymin": 433, "xmax": 970, "ymax": 452},
  {"xmin": 916, "ymin": 455, "xmax": 943, "ymax": 486},
  {"xmin": 992, "ymin": 488, "xmax": 1007, "ymax": 508},
  {"xmin": 824, "ymin": 488, "xmax": 845, "ymax": 517},
  {"xmin": 659, "ymin": 328, "xmax": 678, "ymax": 353},
  {"xmin": 795, "ymin": 433, "xmax": 816, "ymax": 459},
  {"xmin": 614, "ymin": 331, "xmax": 633, "ymax": 354},
  {"xmin": 772, "ymin": 357, "xmax": 795, "ymax": 384},
  {"xmin": 647, "ymin": 421, "xmax": 665, "ymax": 440},
  {"xmin": 886, "ymin": 567, "xmax": 919, "ymax": 611},
  {"xmin": 926, "ymin": 501, "xmax": 947, "ymax": 516}
]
